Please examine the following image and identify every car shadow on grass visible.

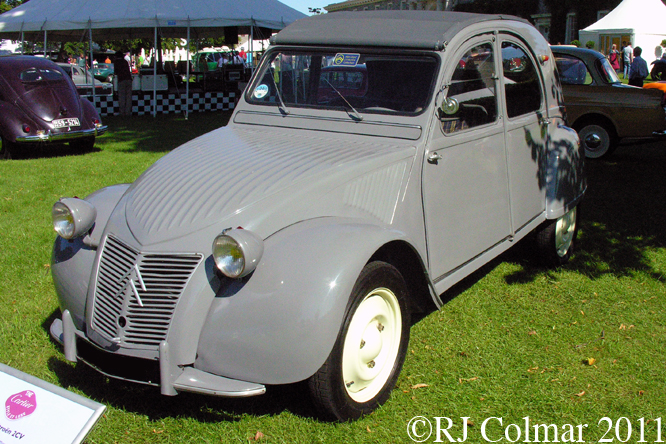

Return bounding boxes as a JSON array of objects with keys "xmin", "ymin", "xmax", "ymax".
[
  {"xmin": 99, "ymin": 111, "xmax": 232, "ymax": 153},
  {"xmin": 6, "ymin": 142, "xmax": 102, "ymax": 160},
  {"xmin": 503, "ymin": 140, "xmax": 666, "ymax": 285}
]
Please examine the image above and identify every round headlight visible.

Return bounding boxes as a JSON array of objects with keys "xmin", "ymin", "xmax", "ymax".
[
  {"xmin": 212, "ymin": 228, "xmax": 264, "ymax": 278},
  {"xmin": 52, "ymin": 202, "xmax": 76, "ymax": 239},
  {"xmin": 52, "ymin": 198, "xmax": 97, "ymax": 240}
]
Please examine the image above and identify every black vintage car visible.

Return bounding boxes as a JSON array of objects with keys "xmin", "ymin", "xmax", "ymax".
[{"xmin": 0, "ymin": 55, "xmax": 107, "ymax": 159}]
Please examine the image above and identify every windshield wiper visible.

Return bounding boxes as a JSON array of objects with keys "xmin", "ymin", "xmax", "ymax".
[
  {"xmin": 269, "ymin": 67, "xmax": 290, "ymax": 115},
  {"xmin": 324, "ymin": 79, "xmax": 363, "ymax": 122}
]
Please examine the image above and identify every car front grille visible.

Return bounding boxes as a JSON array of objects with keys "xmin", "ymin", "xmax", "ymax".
[{"xmin": 90, "ymin": 235, "xmax": 203, "ymax": 348}]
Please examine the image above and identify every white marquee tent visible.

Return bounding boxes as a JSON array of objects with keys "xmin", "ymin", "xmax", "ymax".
[
  {"xmin": 0, "ymin": 0, "xmax": 305, "ymax": 40},
  {"xmin": 579, "ymin": 0, "xmax": 666, "ymax": 60},
  {"xmin": 0, "ymin": 0, "xmax": 306, "ymax": 116}
]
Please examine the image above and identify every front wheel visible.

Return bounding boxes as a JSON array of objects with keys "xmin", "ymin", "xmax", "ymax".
[
  {"xmin": 577, "ymin": 123, "xmax": 617, "ymax": 159},
  {"xmin": 535, "ymin": 206, "xmax": 579, "ymax": 267},
  {"xmin": 308, "ymin": 261, "xmax": 411, "ymax": 421}
]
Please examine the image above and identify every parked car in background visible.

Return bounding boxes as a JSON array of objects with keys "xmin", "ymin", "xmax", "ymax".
[
  {"xmin": 0, "ymin": 55, "xmax": 107, "ymax": 159},
  {"xmin": 552, "ymin": 45, "xmax": 666, "ymax": 158},
  {"xmin": 49, "ymin": 11, "xmax": 585, "ymax": 421},
  {"xmin": 92, "ymin": 62, "xmax": 114, "ymax": 83},
  {"xmin": 317, "ymin": 64, "xmax": 368, "ymax": 103},
  {"xmin": 57, "ymin": 62, "xmax": 113, "ymax": 96},
  {"xmin": 193, "ymin": 50, "xmax": 228, "ymax": 72}
]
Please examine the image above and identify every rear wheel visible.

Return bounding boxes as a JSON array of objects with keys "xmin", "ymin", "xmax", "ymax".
[
  {"xmin": 308, "ymin": 261, "xmax": 411, "ymax": 421},
  {"xmin": 578, "ymin": 123, "xmax": 617, "ymax": 159},
  {"xmin": 535, "ymin": 206, "xmax": 579, "ymax": 267}
]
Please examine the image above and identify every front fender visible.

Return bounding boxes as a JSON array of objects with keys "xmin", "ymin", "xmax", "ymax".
[
  {"xmin": 545, "ymin": 124, "xmax": 586, "ymax": 219},
  {"xmin": 195, "ymin": 217, "xmax": 410, "ymax": 385},
  {"xmin": 51, "ymin": 184, "xmax": 130, "ymax": 329}
]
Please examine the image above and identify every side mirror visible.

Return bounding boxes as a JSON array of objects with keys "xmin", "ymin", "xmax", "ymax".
[{"xmin": 440, "ymin": 97, "xmax": 459, "ymax": 115}]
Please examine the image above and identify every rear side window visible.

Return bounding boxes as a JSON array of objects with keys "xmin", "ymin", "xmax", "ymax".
[
  {"xmin": 555, "ymin": 54, "xmax": 593, "ymax": 86},
  {"xmin": 502, "ymin": 42, "xmax": 543, "ymax": 118},
  {"xmin": 19, "ymin": 67, "xmax": 65, "ymax": 83}
]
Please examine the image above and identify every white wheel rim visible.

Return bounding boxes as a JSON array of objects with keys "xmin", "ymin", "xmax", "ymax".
[
  {"xmin": 342, "ymin": 287, "xmax": 402, "ymax": 403},
  {"xmin": 555, "ymin": 207, "xmax": 577, "ymax": 257}
]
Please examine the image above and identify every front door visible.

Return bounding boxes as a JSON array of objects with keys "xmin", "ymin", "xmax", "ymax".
[{"xmin": 422, "ymin": 35, "xmax": 512, "ymax": 286}]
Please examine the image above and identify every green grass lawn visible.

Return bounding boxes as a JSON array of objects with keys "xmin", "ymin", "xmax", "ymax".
[{"xmin": 0, "ymin": 113, "xmax": 664, "ymax": 443}]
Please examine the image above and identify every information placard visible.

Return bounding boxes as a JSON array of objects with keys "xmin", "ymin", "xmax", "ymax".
[{"xmin": 0, "ymin": 363, "xmax": 105, "ymax": 444}]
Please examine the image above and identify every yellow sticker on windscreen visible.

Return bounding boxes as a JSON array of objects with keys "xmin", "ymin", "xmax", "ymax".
[{"xmin": 333, "ymin": 53, "xmax": 361, "ymax": 67}]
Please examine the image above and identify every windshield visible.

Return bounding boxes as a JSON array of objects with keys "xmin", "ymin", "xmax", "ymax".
[{"xmin": 247, "ymin": 49, "xmax": 438, "ymax": 115}]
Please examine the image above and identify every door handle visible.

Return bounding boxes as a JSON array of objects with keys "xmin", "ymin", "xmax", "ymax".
[{"xmin": 427, "ymin": 151, "xmax": 442, "ymax": 164}]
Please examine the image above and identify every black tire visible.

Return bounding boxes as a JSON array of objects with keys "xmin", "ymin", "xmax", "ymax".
[
  {"xmin": 70, "ymin": 137, "xmax": 95, "ymax": 153},
  {"xmin": 535, "ymin": 206, "xmax": 579, "ymax": 267},
  {"xmin": 308, "ymin": 261, "xmax": 411, "ymax": 421},
  {"xmin": 1, "ymin": 136, "xmax": 15, "ymax": 160},
  {"xmin": 577, "ymin": 123, "xmax": 617, "ymax": 159}
]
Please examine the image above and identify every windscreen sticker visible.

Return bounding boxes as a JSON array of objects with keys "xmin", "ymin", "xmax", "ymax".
[
  {"xmin": 333, "ymin": 53, "xmax": 361, "ymax": 67},
  {"xmin": 253, "ymin": 84, "xmax": 269, "ymax": 99}
]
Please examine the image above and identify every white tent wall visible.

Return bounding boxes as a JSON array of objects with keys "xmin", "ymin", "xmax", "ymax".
[{"xmin": 579, "ymin": 0, "xmax": 666, "ymax": 60}]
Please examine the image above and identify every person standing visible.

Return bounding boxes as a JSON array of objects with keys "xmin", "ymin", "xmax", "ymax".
[
  {"xmin": 113, "ymin": 50, "xmax": 133, "ymax": 116},
  {"xmin": 622, "ymin": 41, "xmax": 633, "ymax": 79},
  {"xmin": 608, "ymin": 44, "xmax": 620, "ymax": 72},
  {"xmin": 628, "ymin": 46, "xmax": 649, "ymax": 87}
]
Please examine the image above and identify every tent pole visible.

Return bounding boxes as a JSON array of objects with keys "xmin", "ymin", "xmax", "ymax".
[
  {"xmin": 43, "ymin": 30, "xmax": 47, "ymax": 57},
  {"xmin": 250, "ymin": 19, "xmax": 254, "ymax": 73},
  {"xmin": 89, "ymin": 20, "xmax": 96, "ymax": 109},
  {"xmin": 186, "ymin": 17, "xmax": 190, "ymax": 120},
  {"xmin": 20, "ymin": 22, "xmax": 23, "ymax": 55},
  {"xmin": 153, "ymin": 24, "xmax": 157, "ymax": 117}
]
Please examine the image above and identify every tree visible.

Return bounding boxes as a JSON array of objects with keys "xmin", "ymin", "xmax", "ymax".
[{"xmin": 0, "ymin": 0, "xmax": 24, "ymax": 14}]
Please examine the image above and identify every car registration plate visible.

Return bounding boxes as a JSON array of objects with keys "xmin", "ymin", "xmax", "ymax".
[{"xmin": 52, "ymin": 118, "xmax": 81, "ymax": 128}]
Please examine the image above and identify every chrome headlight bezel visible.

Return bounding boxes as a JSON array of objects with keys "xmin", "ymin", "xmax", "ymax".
[
  {"xmin": 52, "ymin": 198, "xmax": 97, "ymax": 240},
  {"xmin": 212, "ymin": 228, "xmax": 264, "ymax": 279}
]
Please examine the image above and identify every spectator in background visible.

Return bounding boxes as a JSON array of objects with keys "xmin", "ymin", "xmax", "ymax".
[
  {"xmin": 622, "ymin": 41, "xmax": 633, "ymax": 79},
  {"xmin": 628, "ymin": 46, "xmax": 649, "ymax": 87},
  {"xmin": 239, "ymin": 47, "xmax": 247, "ymax": 61},
  {"xmin": 113, "ymin": 50, "xmax": 133, "ymax": 116},
  {"xmin": 608, "ymin": 44, "xmax": 620, "ymax": 73}
]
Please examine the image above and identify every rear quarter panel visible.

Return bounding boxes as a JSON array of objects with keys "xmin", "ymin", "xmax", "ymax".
[{"xmin": 563, "ymin": 84, "xmax": 666, "ymax": 137}]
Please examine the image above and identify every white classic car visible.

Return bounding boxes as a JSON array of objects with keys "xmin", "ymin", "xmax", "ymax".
[{"xmin": 50, "ymin": 11, "xmax": 585, "ymax": 421}]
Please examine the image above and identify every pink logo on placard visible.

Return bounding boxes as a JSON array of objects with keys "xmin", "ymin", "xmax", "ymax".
[{"xmin": 5, "ymin": 390, "xmax": 37, "ymax": 420}]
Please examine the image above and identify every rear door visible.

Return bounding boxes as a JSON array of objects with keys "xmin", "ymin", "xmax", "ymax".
[{"xmin": 499, "ymin": 35, "xmax": 548, "ymax": 233}]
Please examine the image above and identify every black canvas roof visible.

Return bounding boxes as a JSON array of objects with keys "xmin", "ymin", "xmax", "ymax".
[{"xmin": 271, "ymin": 11, "xmax": 529, "ymax": 50}]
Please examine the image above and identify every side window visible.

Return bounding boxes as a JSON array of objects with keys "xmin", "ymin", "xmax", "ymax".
[
  {"xmin": 502, "ymin": 42, "xmax": 543, "ymax": 118},
  {"xmin": 440, "ymin": 42, "xmax": 498, "ymax": 134},
  {"xmin": 555, "ymin": 54, "xmax": 593, "ymax": 85}
]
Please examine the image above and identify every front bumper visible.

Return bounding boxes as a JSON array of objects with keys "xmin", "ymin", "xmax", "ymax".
[
  {"xmin": 16, "ymin": 125, "xmax": 108, "ymax": 143},
  {"xmin": 50, "ymin": 310, "xmax": 266, "ymax": 398}
]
